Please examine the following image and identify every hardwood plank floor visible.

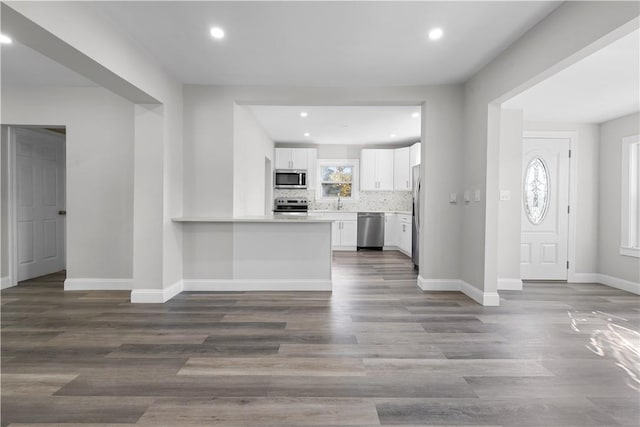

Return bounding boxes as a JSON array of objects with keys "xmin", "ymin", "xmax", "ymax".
[{"xmin": 2, "ymin": 251, "xmax": 639, "ymax": 426}]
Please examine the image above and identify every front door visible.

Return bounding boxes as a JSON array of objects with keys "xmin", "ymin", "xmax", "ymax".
[
  {"xmin": 15, "ymin": 127, "xmax": 66, "ymax": 281},
  {"xmin": 520, "ymin": 136, "xmax": 570, "ymax": 280}
]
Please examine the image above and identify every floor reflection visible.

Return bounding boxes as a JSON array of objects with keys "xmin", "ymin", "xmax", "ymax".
[{"xmin": 568, "ymin": 310, "xmax": 640, "ymax": 391}]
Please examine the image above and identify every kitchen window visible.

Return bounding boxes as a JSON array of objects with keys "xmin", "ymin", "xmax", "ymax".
[
  {"xmin": 621, "ymin": 134, "xmax": 640, "ymax": 257},
  {"xmin": 316, "ymin": 160, "xmax": 359, "ymax": 201}
]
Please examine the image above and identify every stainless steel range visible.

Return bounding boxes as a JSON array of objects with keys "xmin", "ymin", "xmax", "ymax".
[{"xmin": 273, "ymin": 198, "xmax": 309, "ymax": 215}]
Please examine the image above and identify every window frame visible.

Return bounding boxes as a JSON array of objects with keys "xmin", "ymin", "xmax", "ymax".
[
  {"xmin": 620, "ymin": 134, "xmax": 640, "ymax": 258},
  {"xmin": 315, "ymin": 159, "xmax": 360, "ymax": 202}
]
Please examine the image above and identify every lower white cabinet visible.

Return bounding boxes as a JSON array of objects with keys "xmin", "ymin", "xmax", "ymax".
[
  {"xmin": 310, "ymin": 212, "xmax": 357, "ymax": 250},
  {"xmin": 384, "ymin": 213, "xmax": 398, "ymax": 247},
  {"xmin": 333, "ymin": 220, "xmax": 357, "ymax": 250},
  {"xmin": 310, "ymin": 211, "xmax": 410, "ymax": 253},
  {"xmin": 397, "ymin": 214, "xmax": 412, "ymax": 256}
]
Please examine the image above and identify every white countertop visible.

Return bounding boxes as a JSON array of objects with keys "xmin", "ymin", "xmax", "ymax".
[{"xmin": 172, "ymin": 216, "xmax": 333, "ymax": 223}]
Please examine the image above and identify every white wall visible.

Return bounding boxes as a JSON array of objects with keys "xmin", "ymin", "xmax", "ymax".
[
  {"xmin": 6, "ymin": 1, "xmax": 185, "ymax": 298},
  {"xmin": 598, "ymin": 112, "xmax": 640, "ymax": 284},
  {"xmin": 462, "ymin": 1, "xmax": 639, "ymax": 299},
  {"xmin": 1, "ymin": 86, "xmax": 134, "ymax": 280},
  {"xmin": 183, "ymin": 85, "xmax": 464, "ymax": 283},
  {"xmin": 233, "ymin": 104, "xmax": 275, "ymax": 216},
  {"xmin": 524, "ymin": 121, "xmax": 600, "ymax": 277},
  {"xmin": 1, "ymin": 126, "xmax": 9, "ymax": 280},
  {"xmin": 497, "ymin": 109, "xmax": 524, "ymax": 287}
]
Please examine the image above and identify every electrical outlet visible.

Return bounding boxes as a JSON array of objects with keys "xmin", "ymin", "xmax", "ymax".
[
  {"xmin": 449, "ymin": 192, "xmax": 457, "ymax": 203},
  {"xmin": 500, "ymin": 190, "xmax": 511, "ymax": 201},
  {"xmin": 463, "ymin": 191, "xmax": 470, "ymax": 203},
  {"xmin": 474, "ymin": 190, "xmax": 481, "ymax": 202}
]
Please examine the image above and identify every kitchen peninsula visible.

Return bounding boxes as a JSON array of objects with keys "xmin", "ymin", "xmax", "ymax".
[{"xmin": 172, "ymin": 216, "xmax": 333, "ymax": 292}]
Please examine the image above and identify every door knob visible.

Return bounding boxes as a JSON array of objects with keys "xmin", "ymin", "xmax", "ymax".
[{"xmin": 58, "ymin": 210, "xmax": 66, "ymax": 215}]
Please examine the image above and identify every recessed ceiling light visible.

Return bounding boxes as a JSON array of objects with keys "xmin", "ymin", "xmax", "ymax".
[
  {"xmin": 304, "ymin": 132, "xmax": 310, "ymax": 137},
  {"xmin": 210, "ymin": 27, "xmax": 225, "ymax": 40},
  {"xmin": 412, "ymin": 112, "xmax": 420, "ymax": 118},
  {"xmin": 0, "ymin": 34, "xmax": 12, "ymax": 44},
  {"xmin": 300, "ymin": 112, "xmax": 308, "ymax": 117},
  {"xmin": 390, "ymin": 134, "xmax": 397, "ymax": 138},
  {"xmin": 428, "ymin": 28, "xmax": 443, "ymax": 41}
]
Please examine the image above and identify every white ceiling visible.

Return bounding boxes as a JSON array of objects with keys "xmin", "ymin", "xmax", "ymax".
[
  {"xmin": 503, "ymin": 29, "xmax": 640, "ymax": 124},
  {"xmin": 1, "ymin": 39, "xmax": 97, "ymax": 87},
  {"xmin": 87, "ymin": 1, "xmax": 560, "ymax": 86},
  {"xmin": 248, "ymin": 105, "xmax": 421, "ymax": 145}
]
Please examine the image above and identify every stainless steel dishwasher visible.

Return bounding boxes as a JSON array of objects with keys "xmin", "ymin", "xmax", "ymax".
[{"xmin": 357, "ymin": 212, "xmax": 385, "ymax": 250}]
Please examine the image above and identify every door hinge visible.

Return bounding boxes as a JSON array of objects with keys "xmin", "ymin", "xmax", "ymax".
[
  {"xmin": 568, "ymin": 149, "xmax": 572, "ymax": 158},
  {"xmin": 568, "ymin": 205, "xmax": 570, "ymax": 214},
  {"xmin": 566, "ymin": 261, "xmax": 569, "ymax": 269}
]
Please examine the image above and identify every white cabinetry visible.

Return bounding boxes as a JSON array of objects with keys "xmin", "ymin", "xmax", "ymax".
[
  {"xmin": 274, "ymin": 148, "xmax": 317, "ymax": 188},
  {"xmin": 384, "ymin": 213, "xmax": 397, "ymax": 247},
  {"xmin": 393, "ymin": 147, "xmax": 411, "ymax": 191},
  {"xmin": 410, "ymin": 142, "xmax": 421, "ymax": 167},
  {"xmin": 306, "ymin": 149, "xmax": 317, "ymax": 189},
  {"xmin": 334, "ymin": 220, "xmax": 357, "ymax": 249},
  {"xmin": 275, "ymin": 148, "xmax": 310, "ymax": 170},
  {"xmin": 311, "ymin": 212, "xmax": 357, "ymax": 250},
  {"xmin": 397, "ymin": 214, "xmax": 412, "ymax": 256},
  {"xmin": 360, "ymin": 149, "xmax": 394, "ymax": 191}
]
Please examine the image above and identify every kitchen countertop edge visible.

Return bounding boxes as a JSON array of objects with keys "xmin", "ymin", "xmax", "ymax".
[{"xmin": 172, "ymin": 216, "xmax": 333, "ymax": 223}]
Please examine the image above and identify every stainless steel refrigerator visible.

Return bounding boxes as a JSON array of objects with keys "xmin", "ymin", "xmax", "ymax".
[{"xmin": 411, "ymin": 165, "xmax": 420, "ymax": 269}]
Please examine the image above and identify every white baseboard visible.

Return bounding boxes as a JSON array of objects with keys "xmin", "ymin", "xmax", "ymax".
[
  {"xmin": 497, "ymin": 278, "xmax": 523, "ymax": 291},
  {"xmin": 597, "ymin": 274, "xmax": 640, "ymax": 295},
  {"xmin": 182, "ymin": 279, "xmax": 333, "ymax": 292},
  {"xmin": 64, "ymin": 278, "xmax": 132, "ymax": 291},
  {"xmin": 417, "ymin": 276, "xmax": 500, "ymax": 306},
  {"xmin": 1, "ymin": 276, "xmax": 16, "ymax": 290},
  {"xmin": 417, "ymin": 277, "xmax": 460, "ymax": 291},
  {"xmin": 130, "ymin": 280, "xmax": 184, "ymax": 303},
  {"xmin": 568, "ymin": 272, "xmax": 639, "ymax": 295},
  {"xmin": 568, "ymin": 272, "xmax": 601, "ymax": 283}
]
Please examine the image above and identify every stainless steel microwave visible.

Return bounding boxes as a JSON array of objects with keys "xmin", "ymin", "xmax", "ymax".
[{"xmin": 275, "ymin": 169, "xmax": 307, "ymax": 189}]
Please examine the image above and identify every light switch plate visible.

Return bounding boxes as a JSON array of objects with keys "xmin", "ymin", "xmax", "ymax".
[
  {"xmin": 463, "ymin": 191, "xmax": 470, "ymax": 203},
  {"xmin": 474, "ymin": 190, "xmax": 481, "ymax": 202},
  {"xmin": 500, "ymin": 190, "xmax": 511, "ymax": 201},
  {"xmin": 449, "ymin": 192, "xmax": 457, "ymax": 203}
]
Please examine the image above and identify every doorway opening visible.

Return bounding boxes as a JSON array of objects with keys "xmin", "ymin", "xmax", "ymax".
[{"xmin": 1, "ymin": 125, "xmax": 67, "ymax": 288}]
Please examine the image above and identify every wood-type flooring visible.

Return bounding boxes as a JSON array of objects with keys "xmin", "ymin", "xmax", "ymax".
[{"xmin": 1, "ymin": 250, "xmax": 639, "ymax": 426}]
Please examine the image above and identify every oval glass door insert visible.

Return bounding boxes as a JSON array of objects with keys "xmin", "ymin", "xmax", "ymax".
[{"xmin": 523, "ymin": 157, "xmax": 550, "ymax": 225}]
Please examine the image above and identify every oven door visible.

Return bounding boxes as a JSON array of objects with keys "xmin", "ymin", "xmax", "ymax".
[{"xmin": 275, "ymin": 170, "xmax": 307, "ymax": 188}]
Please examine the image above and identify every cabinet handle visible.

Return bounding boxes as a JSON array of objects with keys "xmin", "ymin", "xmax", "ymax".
[{"xmin": 406, "ymin": 180, "xmax": 409, "ymax": 188}]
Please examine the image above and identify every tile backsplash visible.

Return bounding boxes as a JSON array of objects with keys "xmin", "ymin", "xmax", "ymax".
[{"xmin": 274, "ymin": 189, "xmax": 412, "ymax": 212}]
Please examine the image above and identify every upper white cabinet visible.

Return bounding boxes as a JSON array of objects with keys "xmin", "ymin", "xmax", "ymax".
[
  {"xmin": 360, "ymin": 149, "xmax": 394, "ymax": 191},
  {"xmin": 410, "ymin": 142, "xmax": 421, "ymax": 167},
  {"xmin": 393, "ymin": 146, "xmax": 411, "ymax": 191},
  {"xmin": 306, "ymin": 149, "xmax": 317, "ymax": 189},
  {"xmin": 275, "ymin": 148, "xmax": 310, "ymax": 170}
]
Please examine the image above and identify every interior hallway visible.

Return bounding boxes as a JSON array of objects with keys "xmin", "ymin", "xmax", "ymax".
[{"xmin": 1, "ymin": 251, "xmax": 639, "ymax": 426}]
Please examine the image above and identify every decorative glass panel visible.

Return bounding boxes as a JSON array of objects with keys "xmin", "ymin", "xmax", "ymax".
[{"xmin": 523, "ymin": 157, "xmax": 550, "ymax": 225}]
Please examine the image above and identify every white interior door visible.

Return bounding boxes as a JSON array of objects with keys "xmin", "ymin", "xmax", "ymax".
[
  {"xmin": 521, "ymin": 137, "xmax": 570, "ymax": 280},
  {"xmin": 15, "ymin": 128, "xmax": 65, "ymax": 281}
]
